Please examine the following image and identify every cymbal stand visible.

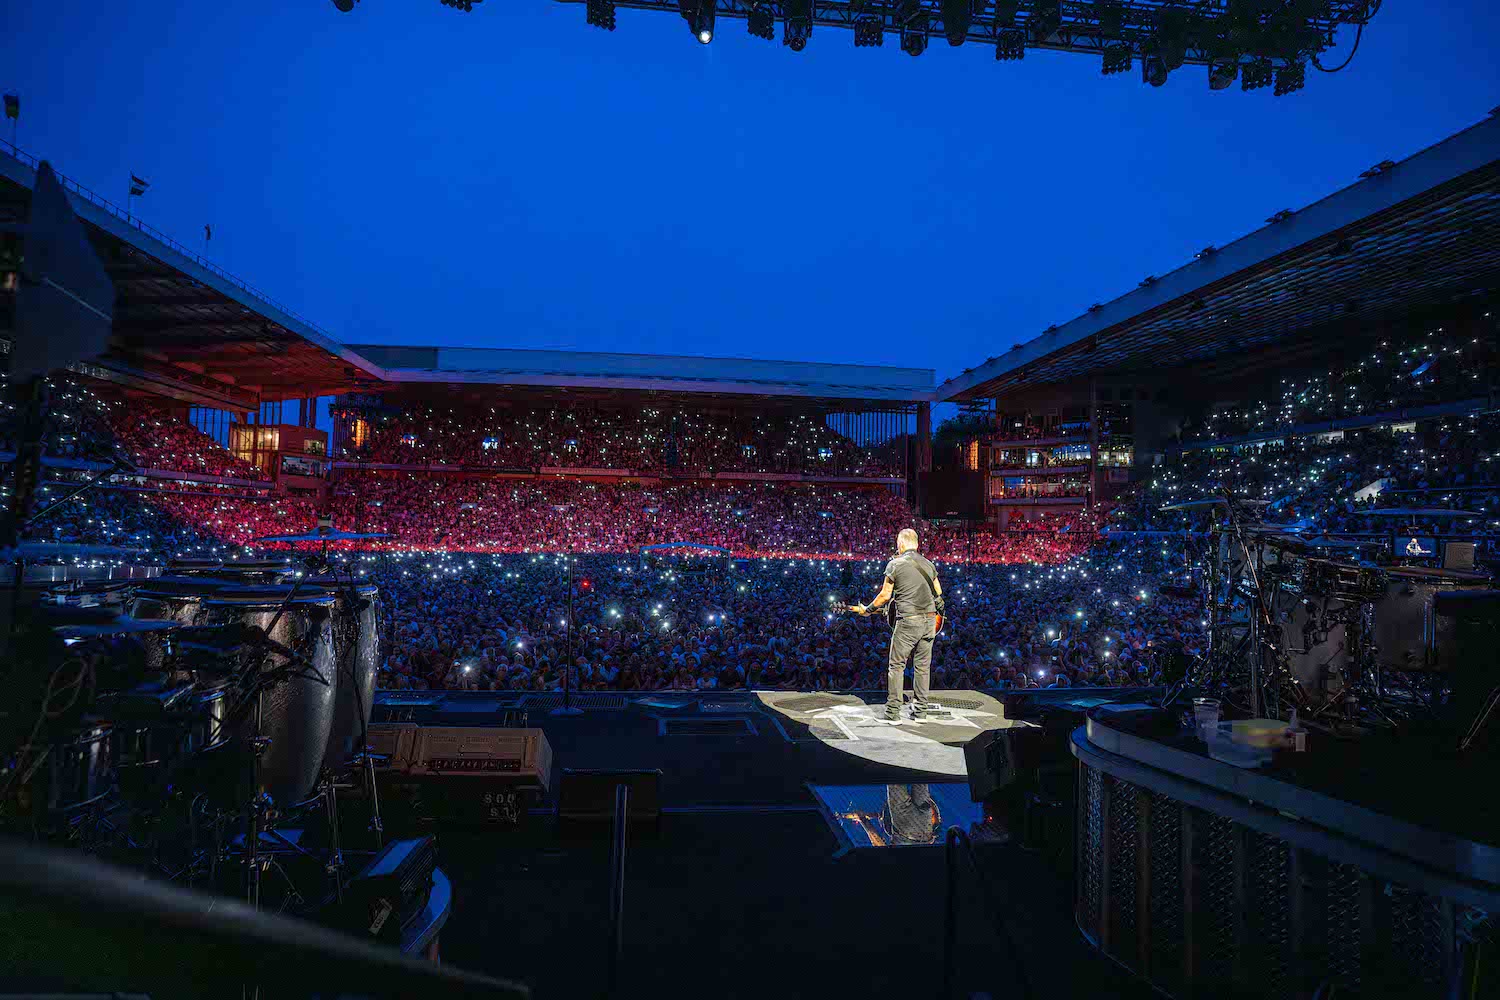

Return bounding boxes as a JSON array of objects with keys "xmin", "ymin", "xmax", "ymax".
[{"xmin": 1220, "ymin": 492, "xmax": 1308, "ymax": 717}]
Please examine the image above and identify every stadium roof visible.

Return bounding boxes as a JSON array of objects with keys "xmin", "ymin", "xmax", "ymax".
[
  {"xmin": 351, "ymin": 344, "xmax": 934, "ymax": 403},
  {"xmin": 0, "ymin": 141, "xmax": 384, "ymax": 408},
  {"xmin": 937, "ymin": 112, "xmax": 1500, "ymax": 403},
  {"xmin": 0, "ymin": 141, "xmax": 932, "ymax": 409}
]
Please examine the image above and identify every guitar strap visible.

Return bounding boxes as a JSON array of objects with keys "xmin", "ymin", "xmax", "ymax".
[{"xmin": 889, "ymin": 552, "xmax": 941, "ymax": 620}]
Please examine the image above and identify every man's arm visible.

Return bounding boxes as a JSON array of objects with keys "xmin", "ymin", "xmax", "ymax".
[{"xmin": 857, "ymin": 579, "xmax": 894, "ymax": 615}]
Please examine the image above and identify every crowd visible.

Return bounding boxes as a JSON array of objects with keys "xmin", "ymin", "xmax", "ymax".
[
  {"xmin": 335, "ymin": 403, "xmax": 903, "ymax": 477},
  {"xmin": 107, "ymin": 404, "xmax": 269, "ymax": 481},
  {"xmin": 1109, "ymin": 411, "xmax": 1500, "ymax": 547},
  {"xmin": 15, "ymin": 314, "xmax": 1494, "ymax": 695},
  {"xmin": 1177, "ymin": 321, "xmax": 1497, "ymax": 443},
  {"xmin": 367, "ymin": 540, "xmax": 1199, "ymax": 694},
  {"xmin": 0, "ymin": 374, "xmax": 117, "ymax": 464}
]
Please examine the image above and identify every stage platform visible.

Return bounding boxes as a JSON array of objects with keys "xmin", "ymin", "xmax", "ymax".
[{"xmin": 374, "ymin": 688, "xmax": 1156, "ymax": 999}]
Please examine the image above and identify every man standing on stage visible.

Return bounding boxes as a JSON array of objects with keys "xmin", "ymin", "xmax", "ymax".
[{"xmin": 855, "ymin": 528, "xmax": 945, "ymax": 722}]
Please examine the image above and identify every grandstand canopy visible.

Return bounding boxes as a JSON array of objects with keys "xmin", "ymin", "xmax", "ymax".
[
  {"xmin": 348, "ymin": 344, "xmax": 934, "ymax": 405},
  {"xmin": 0, "ymin": 144, "xmax": 384, "ymax": 410},
  {"xmin": 937, "ymin": 113, "xmax": 1500, "ymax": 403},
  {"xmin": 1, "ymin": 142, "xmax": 933, "ymax": 411}
]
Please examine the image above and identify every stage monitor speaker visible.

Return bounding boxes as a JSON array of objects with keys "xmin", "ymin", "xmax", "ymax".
[
  {"xmin": 963, "ymin": 725, "xmax": 1046, "ymax": 802},
  {"xmin": 557, "ymin": 768, "xmax": 661, "ymax": 832}
]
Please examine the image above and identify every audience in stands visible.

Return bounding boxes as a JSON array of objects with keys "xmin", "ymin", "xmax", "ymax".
[
  {"xmin": 335, "ymin": 404, "xmax": 903, "ymax": 477},
  {"xmin": 21, "ymin": 314, "xmax": 1497, "ymax": 693},
  {"xmin": 108, "ymin": 404, "xmax": 269, "ymax": 481}
]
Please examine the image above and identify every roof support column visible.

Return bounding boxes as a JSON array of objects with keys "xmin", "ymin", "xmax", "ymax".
[
  {"xmin": 1087, "ymin": 379, "xmax": 1099, "ymax": 513},
  {"xmin": 915, "ymin": 401, "xmax": 932, "ymax": 514}
]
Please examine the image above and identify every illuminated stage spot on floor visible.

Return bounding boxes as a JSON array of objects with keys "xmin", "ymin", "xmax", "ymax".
[{"xmin": 755, "ymin": 689, "xmax": 1021, "ymax": 776}]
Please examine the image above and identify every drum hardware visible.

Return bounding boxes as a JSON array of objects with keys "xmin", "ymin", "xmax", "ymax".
[{"xmin": 4, "ymin": 552, "xmax": 393, "ymax": 925}]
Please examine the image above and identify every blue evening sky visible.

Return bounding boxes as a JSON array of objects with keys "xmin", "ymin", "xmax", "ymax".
[{"xmin": 5, "ymin": 2, "xmax": 1498, "ymax": 390}]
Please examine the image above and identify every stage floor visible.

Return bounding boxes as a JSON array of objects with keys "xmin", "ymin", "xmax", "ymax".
[{"xmin": 372, "ymin": 688, "xmax": 1152, "ymax": 998}]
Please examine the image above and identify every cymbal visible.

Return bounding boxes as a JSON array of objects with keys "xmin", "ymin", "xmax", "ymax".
[
  {"xmin": 1267, "ymin": 534, "xmax": 1379, "ymax": 551},
  {"xmin": 255, "ymin": 530, "xmax": 389, "ymax": 542},
  {"xmin": 1159, "ymin": 497, "xmax": 1272, "ymax": 511},
  {"xmin": 55, "ymin": 615, "xmax": 179, "ymax": 639},
  {"xmin": 0, "ymin": 541, "xmax": 146, "ymax": 560}
]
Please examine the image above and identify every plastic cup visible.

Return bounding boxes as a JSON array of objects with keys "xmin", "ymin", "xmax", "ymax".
[{"xmin": 1192, "ymin": 698, "xmax": 1221, "ymax": 741}]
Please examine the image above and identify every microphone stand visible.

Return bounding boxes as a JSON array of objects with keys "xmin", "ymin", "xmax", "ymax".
[{"xmin": 551, "ymin": 553, "xmax": 583, "ymax": 716}]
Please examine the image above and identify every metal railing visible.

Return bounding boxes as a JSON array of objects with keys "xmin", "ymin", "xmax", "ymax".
[{"xmin": 0, "ymin": 136, "xmax": 339, "ymax": 345}]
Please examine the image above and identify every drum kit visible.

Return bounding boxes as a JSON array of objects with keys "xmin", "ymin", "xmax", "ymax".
[
  {"xmin": 1163, "ymin": 494, "xmax": 1492, "ymax": 728},
  {"xmin": 1, "ymin": 545, "xmax": 390, "ymax": 914}
]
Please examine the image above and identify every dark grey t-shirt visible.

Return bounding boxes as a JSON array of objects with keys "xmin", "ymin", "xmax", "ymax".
[{"xmin": 883, "ymin": 551, "xmax": 939, "ymax": 617}]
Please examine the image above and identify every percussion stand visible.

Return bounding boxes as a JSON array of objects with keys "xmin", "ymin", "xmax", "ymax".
[
  {"xmin": 356, "ymin": 746, "xmax": 385, "ymax": 850},
  {"xmin": 1221, "ymin": 493, "xmax": 1306, "ymax": 717}
]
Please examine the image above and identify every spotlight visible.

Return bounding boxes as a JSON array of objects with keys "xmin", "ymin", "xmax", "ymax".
[
  {"xmin": 332, "ymin": 0, "xmax": 356, "ymax": 10},
  {"xmin": 1242, "ymin": 57, "xmax": 1273, "ymax": 91},
  {"xmin": 1274, "ymin": 61, "xmax": 1305, "ymax": 97},
  {"xmin": 1208, "ymin": 56, "xmax": 1238, "ymax": 90},
  {"xmin": 900, "ymin": 9, "xmax": 929, "ymax": 55},
  {"xmin": 1153, "ymin": 9, "xmax": 1189, "ymax": 71},
  {"xmin": 1142, "ymin": 54, "xmax": 1167, "ymax": 87},
  {"xmin": 1101, "ymin": 43, "xmax": 1131, "ymax": 75},
  {"xmin": 748, "ymin": 3, "xmax": 775, "ymax": 39},
  {"xmin": 784, "ymin": 0, "xmax": 811, "ymax": 50},
  {"xmin": 586, "ymin": 0, "xmax": 616, "ymax": 30},
  {"xmin": 680, "ymin": 0, "xmax": 714, "ymax": 43},
  {"xmin": 854, "ymin": 15, "xmax": 884, "ymax": 46},
  {"xmin": 1029, "ymin": 0, "xmax": 1060, "ymax": 43},
  {"xmin": 994, "ymin": 26, "xmax": 1025, "ymax": 60},
  {"xmin": 940, "ymin": 0, "xmax": 969, "ymax": 45}
]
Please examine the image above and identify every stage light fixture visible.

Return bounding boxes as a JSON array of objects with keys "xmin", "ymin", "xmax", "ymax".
[
  {"xmin": 332, "ymin": 0, "xmax": 356, "ymax": 10},
  {"xmin": 784, "ymin": 0, "xmax": 812, "ymax": 50},
  {"xmin": 1241, "ymin": 57, "xmax": 1273, "ymax": 91},
  {"xmin": 1142, "ymin": 54, "xmax": 1167, "ymax": 87},
  {"xmin": 1029, "ymin": 1, "xmax": 1060, "ymax": 43},
  {"xmin": 1101, "ymin": 43, "xmax": 1131, "ymax": 75},
  {"xmin": 940, "ymin": 0, "xmax": 970, "ymax": 45},
  {"xmin": 1274, "ymin": 61, "xmax": 1305, "ymax": 97},
  {"xmin": 854, "ymin": 16, "xmax": 884, "ymax": 46},
  {"xmin": 586, "ymin": 0, "xmax": 617, "ymax": 30},
  {"xmin": 1208, "ymin": 55, "xmax": 1238, "ymax": 90},
  {"xmin": 995, "ymin": 26, "xmax": 1025, "ymax": 60},
  {"xmin": 679, "ymin": 0, "xmax": 715, "ymax": 43},
  {"xmin": 748, "ymin": 3, "xmax": 775, "ymax": 39},
  {"xmin": 901, "ymin": 13, "xmax": 930, "ymax": 55},
  {"xmin": 1153, "ymin": 9, "xmax": 1189, "ymax": 71}
]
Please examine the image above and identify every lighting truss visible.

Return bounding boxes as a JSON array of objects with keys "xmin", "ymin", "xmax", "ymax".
[{"xmin": 560, "ymin": 0, "xmax": 1375, "ymax": 86}]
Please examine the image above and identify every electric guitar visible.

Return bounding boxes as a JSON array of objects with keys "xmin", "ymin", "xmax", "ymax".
[{"xmin": 840, "ymin": 603, "xmax": 945, "ymax": 635}]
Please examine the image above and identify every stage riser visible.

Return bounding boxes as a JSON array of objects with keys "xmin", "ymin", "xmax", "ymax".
[{"xmin": 1074, "ymin": 760, "xmax": 1484, "ymax": 999}]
